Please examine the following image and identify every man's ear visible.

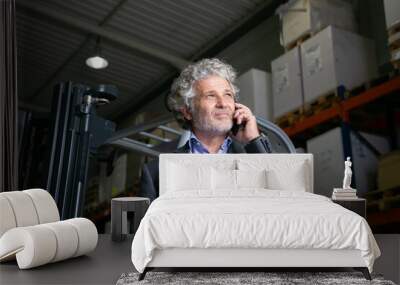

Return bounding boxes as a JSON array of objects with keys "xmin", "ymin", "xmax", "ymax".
[{"xmin": 181, "ymin": 106, "xmax": 192, "ymax": 121}]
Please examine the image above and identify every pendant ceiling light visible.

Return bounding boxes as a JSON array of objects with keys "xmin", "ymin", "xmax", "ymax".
[{"xmin": 86, "ymin": 37, "xmax": 108, "ymax": 69}]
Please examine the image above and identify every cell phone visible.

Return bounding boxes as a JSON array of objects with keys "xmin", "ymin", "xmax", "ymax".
[
  {"xmin": 231, "ymin": 121, "xmax": 240, "ymax": 136},
  {"xmin": 231, "ymin": 105, "xmax": 245, "ymax": 136}
]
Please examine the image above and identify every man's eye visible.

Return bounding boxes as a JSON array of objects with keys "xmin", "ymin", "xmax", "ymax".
[
  {"xmin": 207, "ymin": 94, "xmax": 215, "ymax": 97},
  {"xmin": 225, "ymin": 93, "xmax": 233, "ymax": 97}
]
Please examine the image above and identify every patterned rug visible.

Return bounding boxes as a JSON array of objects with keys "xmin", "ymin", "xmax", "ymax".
[{"xmin": 116, "ymin": 271, "xmax": 396, "ymax": 285}]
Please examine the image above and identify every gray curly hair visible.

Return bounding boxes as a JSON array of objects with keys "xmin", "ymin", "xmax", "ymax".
[{"xmin": 167, "ymin": 58, "xmax": 239, "ymax": 129}]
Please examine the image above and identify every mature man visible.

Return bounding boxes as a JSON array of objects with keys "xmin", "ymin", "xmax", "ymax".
[{"xmin": 139, "ymin": 58, "xmax": 272, "ymax": 201}]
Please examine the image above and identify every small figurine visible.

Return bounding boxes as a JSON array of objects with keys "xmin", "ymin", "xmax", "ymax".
[
  {"xmin": 332, "ymin": 157, "xmax": 357, "ymax": 199},
  {"xmin": 342, "ymin": 157, "xmax": 353, "ymax": 190}
]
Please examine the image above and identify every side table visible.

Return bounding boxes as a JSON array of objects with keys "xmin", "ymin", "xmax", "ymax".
[
  {"xmin": 332, "ymin": 198, "xmax": 366, "ymax": 218},
  {"xmin": 111, "ymin": 197, "xmax": 150, "ymax": 242}
]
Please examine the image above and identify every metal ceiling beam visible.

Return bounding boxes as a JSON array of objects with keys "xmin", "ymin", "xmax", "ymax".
[
  {"xmin": 17, "ymin": 0, "xmax": 189, "ymax": 71},
  {"xmin": 109, "ymin": 138, "xmax": 159, "ymax": 157},
  {"xmin": 113, "ymin": 0, "xmax": 285, "ymax": 122},
  {"xmin": 157, "ymin": 125, "xmax": 183, "ymax": 136},
  {"xmin": 139, "ymin": 131, "xmax": 172, "ymax": 143},
  {"xmin": 105, "ymin": 113, "xmax": 174, "ymax": 144},
  {"xmin": 25, "ymin": 0, "xmax": 130, "ymax": 101},
  {"xmin": 190, "ymin": 0, "xmax": 282, "ymax": 59}
]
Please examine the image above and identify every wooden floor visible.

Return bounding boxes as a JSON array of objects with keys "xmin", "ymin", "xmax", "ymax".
[{"xmin": 0, "ymin": 234, "xmax": 134, "ymax": 285}]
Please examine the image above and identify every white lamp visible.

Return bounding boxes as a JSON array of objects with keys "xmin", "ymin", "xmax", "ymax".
[
  {"xmin": 86, "ymin": 56, "xmax": 108, "ymax": 69},
  {"xmin": 86, "ymin": 37, "xmax": 108, "ymax": 69}
]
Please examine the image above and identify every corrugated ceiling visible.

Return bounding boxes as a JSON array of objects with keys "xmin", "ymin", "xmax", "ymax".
[{"xmin": 16, "ymin": 0, "xmax": 270, "ymax": 120}]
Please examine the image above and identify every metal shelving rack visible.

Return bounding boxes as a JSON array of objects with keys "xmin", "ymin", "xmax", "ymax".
[
  {"xmin": 281, "ymin": 75, "xmax": 400, "ymax": 233},
  {"xmin": 283, "ymin": 76, "xmax": 400, "ymax": 137}
]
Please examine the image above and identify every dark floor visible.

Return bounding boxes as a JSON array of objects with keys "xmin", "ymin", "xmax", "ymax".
[
  {"xmin": 1, "ymin": 234, "xmax": 398, "ymax": 285},
  {"xmin": 0, "ymin": 234, "xmax": 134, "ymax": 285}
]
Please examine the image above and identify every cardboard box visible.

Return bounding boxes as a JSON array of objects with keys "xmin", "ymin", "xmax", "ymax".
[
  {"xmin": 378, "ymin": 151, "xmax": 400, "ymax": 191},
  {"xmin": 99, "ymin": 154, "xmax": 127, "ymax": 202},
  {"xmin": 236, "ymin": 69, "xmax": 272, "ymax": 121},
  {"xmin": 271, "ymin": 46, "xmax": 303, "ymax": 119},
  {"xmin": 301, "ymin": 26, "xmax": 378, "ymax": 104},
  {"xmin": 279, "ymin": 0, "xmax": 356, "ymax": 48},
  {"xmin": 383, "ymin": 0, "xmax": 400, "ymax": 29},
  {"xmin": 307, "ymin": 127, "xmax": 390, "ymax": 198}
]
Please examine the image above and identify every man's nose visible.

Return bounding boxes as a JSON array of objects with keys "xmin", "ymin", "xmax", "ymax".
[{"xmin": 215, "ymin": 94, "xmax": 228, "ymax": 107}]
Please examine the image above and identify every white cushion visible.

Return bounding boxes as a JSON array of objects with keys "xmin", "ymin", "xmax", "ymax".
[
  {"xmin": 0, "ymin": 191, "xmax": 39, "ymax": 227},
  {"xmin": 266, "ymin": 162, "xmax": 308, "ymax": 191},
  {"xmin": 0, "ymin": 226, "xmax": 57, "ymax": 269},
  {"xmin": 65, "ymin": 218, "xmax": 98, "ymax": 257},
  {"xmin": 23, "ymin": 189, "xmax": 60, "ymax": 224},
  {"xmin": 163, "ymin": 155, "xmax": 236, "ymax": 194},
  {"xmin": 167, "ymin": 163, "xmax": 212, "ymax": 191},
  {"xmin": 0, "ymin": 218, "xmax": 97, "ymax": 269},
  {"xmin": 236, "ymin": 169, "xmax": 268, "ymax": 189},
  {"xmin": 0, "ymin": 189, "xmax": 98, "ymax": 269},
  {"xmin": 0, "ymin": 196, "xmax": 17, "ymax": 237},
  {"xmin": 237, "ymin": 158, "xmax": 310, "ymax": 192},
  {"xmin": 212, "ymin": 169, "xmax": 236, "ymax": 190},
  {"xmin": 159, "ymin": 154, "xmax": 313, "ymax": 194},
  {"xmin": 211, "ymin": 169, "xmax": 268, "ymax": 191},
  {"xmin": 42, "ymin": 221, "xmax": 79, "ymax": 262},
  {"xmin": 0, "ymin": 189, "xmax": 60, "ymax": 238}
]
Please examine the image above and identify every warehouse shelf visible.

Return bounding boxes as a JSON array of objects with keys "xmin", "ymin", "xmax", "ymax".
[
  {"xmin": 283, "ymin": 75, "xmax": 400, "ymax": 233},
  {"xmin": 283, "ymin": 76, "xmax": 400, "ymax": 137}
]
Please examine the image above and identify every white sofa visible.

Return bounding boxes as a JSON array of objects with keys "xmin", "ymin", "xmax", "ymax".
[{"xmin": 0, "ymin": 189, "xmax": 98, "ymax": 269}]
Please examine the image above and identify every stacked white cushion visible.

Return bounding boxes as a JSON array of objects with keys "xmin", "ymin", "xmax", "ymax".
[
  {"xmin": 0, "ymin": 189, "xmax": 98, "ymax": 269},
  {"xmin": 0, "ymin": 219, "xmax": 97, "ymax": 269},
  {"xmin": 0, "ymin": 190, "xmax": 60, "ymax": 237},
  {"xmin": 159, "ymin": 154, "xmax": 314, "ymax": 195},
  {"xmin": 24, "ymin": 189, "xmax": 60, "ymax": 223},
  {"xmin": 0, "ymin": 226, "xmax": 57, "ymax": 268},
  {"xmin": 1, "ymin": 191, "xmax": 39, "ymax": 227},
  {"xmin": 42, "ymin": 221, "xmax": 79, "ymax": 262},
  {"xmin": 65, "ymin": 218, "xmax": 98, "ymax": 257},
  {"xmin": 0, "ymin": 196, "xmax": 17, "ymax": 237},
  {"xmin": 165, "ymin": 158, "xmax": 236, "ymax": 193},
  {"xmin": 237, "ymin": 156, "xmax": 312, "ymax": 192}
]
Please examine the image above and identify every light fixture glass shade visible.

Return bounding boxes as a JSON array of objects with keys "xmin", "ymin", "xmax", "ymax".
[{"xmin": 86, "ymin": 55, "xmax": 108, "ymax": 69}]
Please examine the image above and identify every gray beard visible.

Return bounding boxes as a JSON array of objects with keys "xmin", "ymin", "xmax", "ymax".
[{"xmin": 192, "ymin": 111, "xmax": 233, "ymax": 136}]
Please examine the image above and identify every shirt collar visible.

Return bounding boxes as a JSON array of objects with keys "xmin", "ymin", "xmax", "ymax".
[{"xmin": 188, "ymin": 131, "xmax": 232, "ymax": 154}]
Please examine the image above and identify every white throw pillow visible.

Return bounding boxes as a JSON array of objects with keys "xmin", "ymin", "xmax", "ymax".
[
  {"xmin": 212, "ymin": 169, "xmax": 237, "ymax": 190},
  {"xmin": 211, "ymin": 169, "xmax": 268, "ymax": 191},
  {"xmin": 266, "ymin": 162, "xmax": 308, "ymax": 191},
  {"xmin": 236, "ymin": 169, "xmax": 268, "ymax": 189},
  {"xmin": 167, "ymin": 163, "xmax": 212, "ymax": 191},
  {"xmin": 237, "ymin": 159, "xmax": 309, "ymax": 192}
]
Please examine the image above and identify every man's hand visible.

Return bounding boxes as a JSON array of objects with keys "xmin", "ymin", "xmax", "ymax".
[{"xmin": 230, "ymin": 103, "xmax": 260, "ymax": 144}]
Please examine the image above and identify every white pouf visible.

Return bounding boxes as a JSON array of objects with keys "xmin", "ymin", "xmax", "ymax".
[
  {"xmin": 0, "ymin": 218, "xmax": 98, "ymax": 269},
  {"xmin": 0, "ymin": 189, "xmax": 98, "ymax": 269}
]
